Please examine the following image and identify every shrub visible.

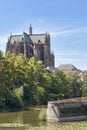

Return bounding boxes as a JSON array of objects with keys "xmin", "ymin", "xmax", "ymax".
[{"xmin": 38, "ymin": 108, "xmax": 46, "ymax": 121}]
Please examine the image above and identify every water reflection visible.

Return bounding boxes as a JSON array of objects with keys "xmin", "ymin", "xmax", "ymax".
[
  {"xmin": 0, "ymin": 107, "xmax": 46, "ymax": 130},
  {"xmin": 0, "ymin": 109, "xmax": 45, "ymax": 125},
  {"xmin": 0, "ymin": 127, "xmax": 24, "ymax": 130}
]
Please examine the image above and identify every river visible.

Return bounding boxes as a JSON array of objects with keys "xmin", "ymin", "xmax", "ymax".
[
  {"xmin": 0, "ymin": 106, "xmax": 87, "ymax": 130},
  {"xmin": 0, "ymin": 106, "xmax": 46, "ymax": 130}
]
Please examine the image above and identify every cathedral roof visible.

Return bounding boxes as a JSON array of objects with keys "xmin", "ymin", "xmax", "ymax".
[
  {"xmin": 30, "ymin": 34, "xmax": 46, "ymax": 44},
  {"xmin": 9, "ymin": 32, "xmax": 32, "ymax": 44},
  {"xmin": 10, "ymin": 35, "xmax": 22, "ymax": 44},
  {"xmin": 22, "ymin": 32, "xmax": 32, "ymax": 42},
  {"xmin": 9, "ymin": 33, "xmax": 46, "ymax": 44},
  {"xmin": 8, "ymin": 24, "xmax": 50, "ymax": 45}
]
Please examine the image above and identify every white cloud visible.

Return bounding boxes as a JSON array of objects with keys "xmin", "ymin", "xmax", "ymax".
[
  {"xmin": 50, "ymin": 26, "xmax": 87, "ymax": 37},
  {"xmin": 55, "ymin": 52, "xmax": 87, "ymax": 57},
  {"xmin": 0, "ymin": 35, "xmax": 7, "ymax": 43},
  {"xmin": 56, "ymin": 58, "xmax": 87, "ymax": 62},
  {"xmin": 0, "ymin": 35, "xmax": 7, "ymax": 52}
]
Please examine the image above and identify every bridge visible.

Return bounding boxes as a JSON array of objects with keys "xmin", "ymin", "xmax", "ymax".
[{"xmin": 46, "ymin": 97, "xmax": 87, "ymax": 122}]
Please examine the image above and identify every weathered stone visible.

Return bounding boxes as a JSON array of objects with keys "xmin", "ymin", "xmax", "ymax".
[
  {"xmin": 46, "ymin": 97, "xmax": 87, "ymax": 122},
  {"xmin": 6, "ymin": 25, "xmax": 54, "ymax": 67}
]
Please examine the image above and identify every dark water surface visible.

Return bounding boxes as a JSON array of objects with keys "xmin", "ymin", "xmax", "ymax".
[{"xmin": 0, "ymin": 106, "xmax": 46, "ymax": 130}]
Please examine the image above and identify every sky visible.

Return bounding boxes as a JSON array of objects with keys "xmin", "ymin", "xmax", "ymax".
[{"xmin": 0, "ymin": 0, "xmax": 87, "ymax": 70}]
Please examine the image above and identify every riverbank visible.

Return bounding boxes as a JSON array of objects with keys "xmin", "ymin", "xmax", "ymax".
[
  {"xmin": 26, "ymin": 121, "xmax": 87, "ymax": 130},
  {"xmin": 0, "ymin": 105, "xmax": 46, "ymax": 112},
  {"xmin": 0, "ymin": 106, "xmax": 87, "ymax": 130},
  {"xmin": 0, "ymin": 121, "xmax": 87, "ymax": 130}
]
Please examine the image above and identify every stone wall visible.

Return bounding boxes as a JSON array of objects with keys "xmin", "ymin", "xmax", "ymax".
[
  {"xmin": 46, "ymin": 97, "xmax": 87, "ymax": 122},
  {"xmin": 6, "ymin": 42, "xmax": 34, "ymax": 59}
]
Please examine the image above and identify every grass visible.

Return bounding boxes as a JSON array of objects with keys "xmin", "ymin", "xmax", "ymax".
[
  {"xmin": 0, "ymin": 121, "xmax": 87, "ymax": 130},
  {"xmin": 25, "ymin": 121, "xmax": 87, "ymax": 130}
]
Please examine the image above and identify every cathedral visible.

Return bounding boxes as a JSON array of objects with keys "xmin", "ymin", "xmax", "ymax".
[{"xmin": 6, "ymin": 25, "xmax": 54, "ymax": 67}]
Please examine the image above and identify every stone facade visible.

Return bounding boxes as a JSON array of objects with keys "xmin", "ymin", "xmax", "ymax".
[
  {"xmin": 46, "ymin": 97, "xmax": 87, "ymax": 122},
  {"xmin": 6, "ymin": 25, "xmax": 54, "ymax": 67},
  {"xmin": 58, "ymin": 64, "xmax": 78, "ymax": 71}
]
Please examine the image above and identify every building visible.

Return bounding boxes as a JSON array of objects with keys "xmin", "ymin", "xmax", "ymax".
[
  {"xmin": 58, "ymin": 64, "xmax": 79, "ymax": 71},
  {"xmin": 6, "ymin": 25, "xmax": 54, "ymax": 67},
  {"xmin": 46, "ymin": 66, "xmax": 57, "ymax": 72}
]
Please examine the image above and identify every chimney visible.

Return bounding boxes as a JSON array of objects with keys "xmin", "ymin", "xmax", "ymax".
[{"xmin": 29, "ymin": 24, "xmax": 32, "ymax": 35}]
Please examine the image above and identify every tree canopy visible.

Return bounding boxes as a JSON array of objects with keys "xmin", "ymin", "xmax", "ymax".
[{"xmin": 0, "ymin": 50, "xmax": 86, "ymax": 109}]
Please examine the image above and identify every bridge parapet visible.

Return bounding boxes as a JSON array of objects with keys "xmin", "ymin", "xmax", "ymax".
[{"xmin": 46, "ymin": 97, "xmax": 87, "ymax": 122}]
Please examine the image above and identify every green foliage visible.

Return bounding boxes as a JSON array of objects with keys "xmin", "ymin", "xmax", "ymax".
[
  {"xmin": 65, "ymin": 71, "xmax": 82, "ymax": 98},
  {"xmin": 0, "ymin": 50, "xmax": 4, "ymax": 60},
  {"xmin": 82, "ymin": 75, "xmax": 87, "ymax": 96},
  {"xmin": 26, "ymin": 122, "xmax": 87, "ymax": 130},
  {"xmin": 38, "ymin": 108, "xmax": 46, "ymax": 121},
  {"xmin": 82, "ymin": 84, "xmax": 87, "ymax": 96},
  {"xmin": 0, "ymin": 84, "xmax": 11, "ymax": 109},
  {"xmin": 0, "ymin": 51, "xmax": 85, "ymax": 109},
  {"xmin": 33, "ymin": 86, "xmax": 47, "ymax": 105},
  {"xmin": 12, "ymin": 87, "xmax": 24, "ymax": 108},
  {"xmin": 45, "ymin": 69, "xmax": 69, "ymax": 100}
]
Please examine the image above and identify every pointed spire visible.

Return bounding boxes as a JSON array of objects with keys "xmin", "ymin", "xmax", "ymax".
[
  {"xmin": 29, "ymin": 24, "xmax": 32, "ymax": 35},
  {"xmin": 10, "ymin": 32, "xmax": 12, "ymax": 36},
  {"xmin": 8, "ymin": 36, "xmax": 10, "ymax": 42}
]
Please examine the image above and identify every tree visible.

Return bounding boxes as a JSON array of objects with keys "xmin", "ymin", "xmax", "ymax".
[
  {"xmin": 23, "ymin": 57, "xmax": 46, "ymax": 105},
  {"xmin": 82, "ymin": 75, "xmax": 87, "ymax": 96},
  {"xmin": 51, "ymin": 70, "xmax": 69, "ymax": 100},
  {"xmin": 65, "ymin": 71, "xmax": 82, "ymax": 98},
  {"xmin": 0, "ymin": 50, "xmax": 4, "ymax": 60}
]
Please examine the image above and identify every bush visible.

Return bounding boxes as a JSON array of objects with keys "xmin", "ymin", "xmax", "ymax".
[{"xmin": 38, "ymin": 108, "xmax": 46, "ymax": 121}]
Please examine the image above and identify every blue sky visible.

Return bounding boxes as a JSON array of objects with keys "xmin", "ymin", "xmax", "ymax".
[{"xmin": 0, "ymin": 0, "xmax": 87, "ymax": 70}]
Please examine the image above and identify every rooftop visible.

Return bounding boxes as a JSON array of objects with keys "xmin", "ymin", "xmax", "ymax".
[
  {"xmin": 58, "ymin": 64, "xmax": 78, "ymax": 71},
  {"xmin": 9, "ymin": 32, "xmax": 47, "ymax": 44},
  {"xmin": 30, "ymin": 34, "xmax": 46, "ymax": 44}
]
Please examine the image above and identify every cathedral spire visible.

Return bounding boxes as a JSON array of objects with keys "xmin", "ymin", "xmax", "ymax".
[{"xmin": 29, "ymin": 24, "xmax": 32, "ymax": 35}]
